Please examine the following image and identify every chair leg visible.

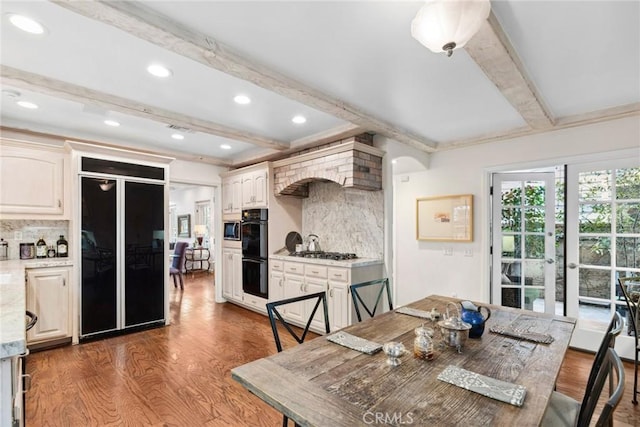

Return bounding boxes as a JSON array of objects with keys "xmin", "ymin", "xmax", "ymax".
[
  {"xmin": 179, "ymin": 272, "xmax": 184, "ymax": 290},
  {"xmin": 634, "ymin": 350, "xmax": 638, "ymax": 404},
  {"xmin": 172, "ymin": 274, "xmax": 177, "ymax": 288}
]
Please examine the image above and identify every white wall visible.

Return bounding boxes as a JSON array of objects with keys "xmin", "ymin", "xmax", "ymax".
[
  {"xmin": 170, "ymin": 186, "xmax": 215, "ymax": 246},
  {"xmin": 386, "ymin": 116, "xmax": 640, "ymax": 306}
]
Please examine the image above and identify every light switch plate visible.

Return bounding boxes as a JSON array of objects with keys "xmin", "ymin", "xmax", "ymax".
[
  {"xmin": 443, "ymin": 247, "xmax": 453, "ymax": 256},
  {"xmin": 464, "ymin": 249, "xmax": 473, "ymax": 257}
]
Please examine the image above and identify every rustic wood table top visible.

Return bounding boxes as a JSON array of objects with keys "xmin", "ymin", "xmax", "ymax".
[{"xmin": 231, "ymin": 295, "xmax": 576, "ymax": 427}]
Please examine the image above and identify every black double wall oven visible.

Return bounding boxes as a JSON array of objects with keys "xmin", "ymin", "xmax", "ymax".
[{"xmin": 241, "ymin": 209, "xmax": 268, "ymax": 299}]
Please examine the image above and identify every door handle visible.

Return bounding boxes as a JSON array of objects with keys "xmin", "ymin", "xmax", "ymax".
[
  {"xmin": 329, "ymin": 288, "xmax": 334, "ymax": 298},
  {"xmin": 567, "ymin": 262, "xmax": 578, "ymax": 269}
]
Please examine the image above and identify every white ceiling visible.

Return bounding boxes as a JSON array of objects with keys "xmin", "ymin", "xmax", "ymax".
[{"xmin": 1, "ymin": 1, "xmax": 638, "ymax": 167}]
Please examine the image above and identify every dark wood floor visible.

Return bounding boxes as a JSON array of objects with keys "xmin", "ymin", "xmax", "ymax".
[{"xmin": 26, "ymin": 275, "xmax": 639, "ymax": 426}]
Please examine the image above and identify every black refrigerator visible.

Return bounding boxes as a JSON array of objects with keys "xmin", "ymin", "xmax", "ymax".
[{"xmin": 80, "ymin": 158, "xmax": 165, "ymax": 338}]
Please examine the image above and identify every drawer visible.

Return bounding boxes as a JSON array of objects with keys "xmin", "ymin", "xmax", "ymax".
[
  {"xmin": 284, "ymin": 262, "xmax": 303, "ymax": 275},
  {"xmin": 304, "ymin": 265, "xmax": 327, "ymax": 279},
  {"xmin": 271, "ymin": 260, "xmax": 284, "ymax": 271},
  {"xmin": 328, "ymin": 268, "xmax": 349, "ymax": 283}
]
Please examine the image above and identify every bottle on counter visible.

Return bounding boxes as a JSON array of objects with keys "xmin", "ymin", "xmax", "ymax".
[
  {"xmin": 36, "ymin": 236, "xmax": 47, "ymax": 258},
  {"xmin": 0, "ymin": 238, "xmax": 8, "ymax": 260},
  {"xmin": 56, "ymin": 235, "xmax": 68, "ymax": 257},
  {"xmin": 47, "ymin": 245, "xmax": 56, "ymax": 258}
]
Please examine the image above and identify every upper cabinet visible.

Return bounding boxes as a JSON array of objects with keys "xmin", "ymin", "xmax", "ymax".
[
  {"xmin": 221, "ymin": 163, "xmax": 269, "ymax": 215},
  {"xmin": 0, "ymin": 141, "xmax": 69, "ymax": 218},
  {"xmin": 241, "ymin": 169, "xmax": 268, "ymax": 209},
  {"xmin": 222, "ymin": 175, "xmax": 242, "ymax": 215}
]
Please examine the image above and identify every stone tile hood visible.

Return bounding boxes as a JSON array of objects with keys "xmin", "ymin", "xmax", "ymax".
[{"xmin": 273, "ymin": 140, "xmax": 384, "ymax": 197}]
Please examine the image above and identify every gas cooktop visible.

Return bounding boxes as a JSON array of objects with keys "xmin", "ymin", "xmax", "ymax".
[{"xmin": 288, "ymin": 251, "xmax": 358, "ymax": 261}]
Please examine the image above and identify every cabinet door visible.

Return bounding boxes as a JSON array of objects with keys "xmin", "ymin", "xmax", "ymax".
[
  {"xmin": 232, "ymin": 249, "xmax": 243, "ymax": 301},
  {"xmin": 270, "ymin": 270, "xmax": 284, "ymax": 303},
  {"xmin": 222, "ymin": 249, "xmax": 233, "ymax": 298},
  {"xmin": 241, "ymin": 174, "xmax": 254, "ymax": 208},
  {"xmin": 0, "ymin": 145, "xmax": 65, "ymax": 215},
  {"xmin": 221, "ymin": 179, "xmax": 233, "ymax": 214},
  {"xmin": 26, "ymin": 267, "xmax": 71, "ymax": 343},
  {"xmin": 231, "ymin": 177, "xmax": 242, "ymax": 214},
  {"xmin": 253, "ymin": 171, "xmax": 268, "ymax": 208},
  {"xmin": 328, "ymin": 282, "xmax": 350, "ymax": 331},
  {"xmin": 304, "ymin": 277, "xmax": 329, "ymax": 332},
  {"xmin": 283, "ymin": 275, "xmax": 304, "ymax": 323}
]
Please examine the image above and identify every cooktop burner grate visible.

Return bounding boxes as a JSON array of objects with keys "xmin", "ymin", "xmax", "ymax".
[{"xmin": 288, "ymin": 251, "xmax": 358, "ymax": 260}]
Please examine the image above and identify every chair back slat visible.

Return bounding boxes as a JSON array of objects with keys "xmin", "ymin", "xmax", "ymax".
[
  {"xmin": 578, "ymin": 348, "xmax": 625, "ymax": 427},
  {"xmin": 266, "ymin": 291, "xmax": 330, "ymax": 353},
  {"xmin": 350, "ymin": 278, "xmax": 393, "ymax": 322}
]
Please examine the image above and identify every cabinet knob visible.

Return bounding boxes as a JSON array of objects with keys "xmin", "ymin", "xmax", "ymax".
[
  {"xmin": 58, "ymin": 199, "xmax": 62, "ymax": 208},
  {"xmin": 329, "ymin": 288, "xmax": 334, "ymax": 298}
]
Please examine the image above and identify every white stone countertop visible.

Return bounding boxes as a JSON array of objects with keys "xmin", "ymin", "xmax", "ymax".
[
  {"xmin": 269, "ymin": 254, "xmax": 383, "ymax": 268},
  {"xmin": 0, "ymin": 258, "xmax": 73, "ymax": 359}
]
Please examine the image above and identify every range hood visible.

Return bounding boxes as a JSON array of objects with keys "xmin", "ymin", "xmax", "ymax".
[{"xmin": 273, "ymin": 138, "xmax": 384, "ymax": 197}]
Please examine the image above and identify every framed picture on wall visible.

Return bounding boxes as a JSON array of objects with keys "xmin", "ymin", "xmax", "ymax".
[
  {"xmin": 178, "ymin": 214, "xmax": 191, "ymax": 238},
  {"xmin": 416, "ymin": 194, "xmax": 473, "ymax": 242}
]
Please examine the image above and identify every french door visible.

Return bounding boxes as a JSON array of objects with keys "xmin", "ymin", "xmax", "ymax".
[
  {"xmin": 566, "ymin": 159, "xmax": 640, "ymax": 357},
  {"xmin": 491, "ymin": 173, "xmax": 557, "ymax": 314}
]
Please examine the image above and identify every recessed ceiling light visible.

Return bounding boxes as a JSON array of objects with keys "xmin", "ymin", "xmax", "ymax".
[
  {"xmin": 8, "ymin": 14, "xmax": 45, "ymax": 35},
  {"xmin": 233, "ymin": 95, "xmax": 251, "ymax": 105},
  {"xmin": 292, "ymin": 115, "xmax": 307, "ymax": 124},
  {"xmin": 147, "ymin": 64, "xmax": 172, "ymax": 78},
  {"xmin": 220, "ymin": 144, "xmax": 231, "ymax": 150},
  {"xmin": 16, "ymin": 101, "xmax": 38, "ymax": 109},
  {"xmin": 104, "ymin": 119, "xmax": 120, "ymax": 127},
  {"xmin": 171, "ymin": 133, "xmax": 184, "ymax": 140}
]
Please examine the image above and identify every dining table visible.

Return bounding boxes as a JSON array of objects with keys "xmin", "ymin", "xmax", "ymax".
[{"xmin": 231, "ymin": 294, "xmax": 576, "ymax": 426}]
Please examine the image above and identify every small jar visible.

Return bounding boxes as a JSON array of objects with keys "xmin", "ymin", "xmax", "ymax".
[
  {"xmin": 47, "ymin": 246, "xmax": 56, "ymax": 258},
  {"xmin": 414, "ymin": 325, "xmax": 435, "ymax": 360}
]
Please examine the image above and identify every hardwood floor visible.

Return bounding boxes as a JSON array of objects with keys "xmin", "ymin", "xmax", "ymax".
[{"xmin": 26, "ymin": 275, "xmax": 639, "ymax": 426}]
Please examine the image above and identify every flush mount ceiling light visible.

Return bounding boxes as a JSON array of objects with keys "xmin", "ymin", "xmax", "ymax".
[
  {"xmin": 147, "ymin": 64, "xmax": 172, "ymax": 78},
  {"xmin": 171, "ymin": 133, "xmax": 184, "ymax": 140},
  {"xmin": 8, "ymin": 14, "xmax": 45, "ymax": 34},
  {"xmin": 104, "ymin": 119, "xmax": 120, "ymax": 127},
  {"xmin": 99, "ymin": 180, "xmax": 115, "ymax": 191},
  {"xmin": 16, "ymin": 100, "xmax": 38, "ymax": 109},
  {"xmin": 233, "ymin": 95, "xmax": 251, "ymax": 105},
  {"xmin": 220, "ymin": 144, "xmax": 231, "ymax": 150},
  {"xmin": 291, "ymin": 115, "xmax": 307, "ymax": 124},
  {"xmin": 411, "ymin": 0, "xmax": 491, "ymax": 57}
]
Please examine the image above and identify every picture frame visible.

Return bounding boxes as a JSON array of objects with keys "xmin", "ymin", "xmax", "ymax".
[
  {"xmin": 416, "ymin": 194, "xmax": 473, "ymax": 242},
  {"xmin": 177, "ymin": 214, "xmax": 191, "ymax": 238}
]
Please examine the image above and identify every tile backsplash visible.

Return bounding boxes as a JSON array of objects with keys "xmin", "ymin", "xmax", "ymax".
[
  {"xmin": 0, "ymin": 220, "xmax": 70, "ymax": 260},
  {"xmin": 302, "ymin": 182, "xmax": 383, "ymax": 259}
]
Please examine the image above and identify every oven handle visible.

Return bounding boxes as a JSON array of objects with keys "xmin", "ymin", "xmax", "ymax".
[{"xmin": 242, "ymin": 258, "xmax": 266, "ymax": 264}]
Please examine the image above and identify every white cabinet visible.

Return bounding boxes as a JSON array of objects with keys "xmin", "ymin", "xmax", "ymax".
[
  {"xmin": 222, "ymin": 247, "xmax": 242, "ymax": 301},
  {"xmin": 269, "ymin": 260, "xmax": 285, "ymax": 304},
  {"xmin": 328, "ymin": 267, "xmax": 351, "ymax": 331},
  {"xmin": 26, "ymin": 267, "xmax": 71, "ymax": 344},
  {"xmin": 241, "ymin": 169, "xmax": 268, "ymax": 209},
  {"xmin": 0, "ymin": 143, "xmax": 67, "ymax": 217},
  {"xmin": 222, "ymin": 176, "xmax": 241, "ymax": 215}
]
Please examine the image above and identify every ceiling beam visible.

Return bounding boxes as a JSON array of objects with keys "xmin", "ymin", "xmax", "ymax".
[
  {"xmin": 465, "ymin": 12, "xmax": 554, "ymax": 130},
  {"xmin": 1, "ymin": 65, "xmax": 288, "ymax": 151},
  {"xmin": 52, "ymin": 0, "xmax": 438, "ymax": 153}
]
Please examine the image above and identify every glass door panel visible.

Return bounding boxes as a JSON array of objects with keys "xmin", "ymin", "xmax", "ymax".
[
  {"xmin": 492, "ymin": 172, "xmax": 556, "ymax": 314},
  {"xmin": 566, "ymin": 161, "xmax": 640, "ymax": 357},
  {"xmin": 81, "ymin": 177, "xmax": 118, "ymax": 335},
  {"xmin": 124, "ymin": 181, "xmax": 165, "ymax": 327}
]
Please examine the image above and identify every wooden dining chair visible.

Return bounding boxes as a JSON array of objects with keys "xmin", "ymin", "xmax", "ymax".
[
  {"xmin": 349, "ymin": 278, "xmax": 393, "ymax": 322},
  {"xmin": 266, "ymin": 292, "xmax": 330, "ymax": 427},
  {"xmin": 542, "ymin": 312, "xmax": 623, "ymax": 426},
  {"xmin": 170, "ymin": 242, "xmax": 188, "ymax": 290},
  {"xmin": 618, "ymin": 276, "xmax": 640, "ymax": 404}
]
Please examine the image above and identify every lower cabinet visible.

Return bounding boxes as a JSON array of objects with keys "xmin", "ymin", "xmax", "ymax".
[
  {"xmin": 269, "ymin": 259, "xmax": 382, "ymax": 333},
  {"xmin": 222, "ymin": 247, "xmax": 242, "ymax": 301},
  {"xmin": 26, "ymin": 267, "xmax": 71, "ymax": 345}
]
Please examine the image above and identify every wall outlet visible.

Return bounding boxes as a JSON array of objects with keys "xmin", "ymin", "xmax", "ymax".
[
  {"xmin": 464, "ymin": 249, "xmax": 473, "ymax": 257},
  {"xmin": 14, "ymin": 231, "xmax": 22, "ymax": 240},
  {"xmin": 443, "ymin": 247, "xmax": 453, "ymax": 256}
]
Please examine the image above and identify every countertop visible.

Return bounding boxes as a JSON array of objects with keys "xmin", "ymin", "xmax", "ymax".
[
  {"xmin": 0, "ymin": 258, "xmax": 73, "ymax": 359},
  {"xmin": 269, "ymin": 254, "xmax": 383, "ymax": 268}
]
